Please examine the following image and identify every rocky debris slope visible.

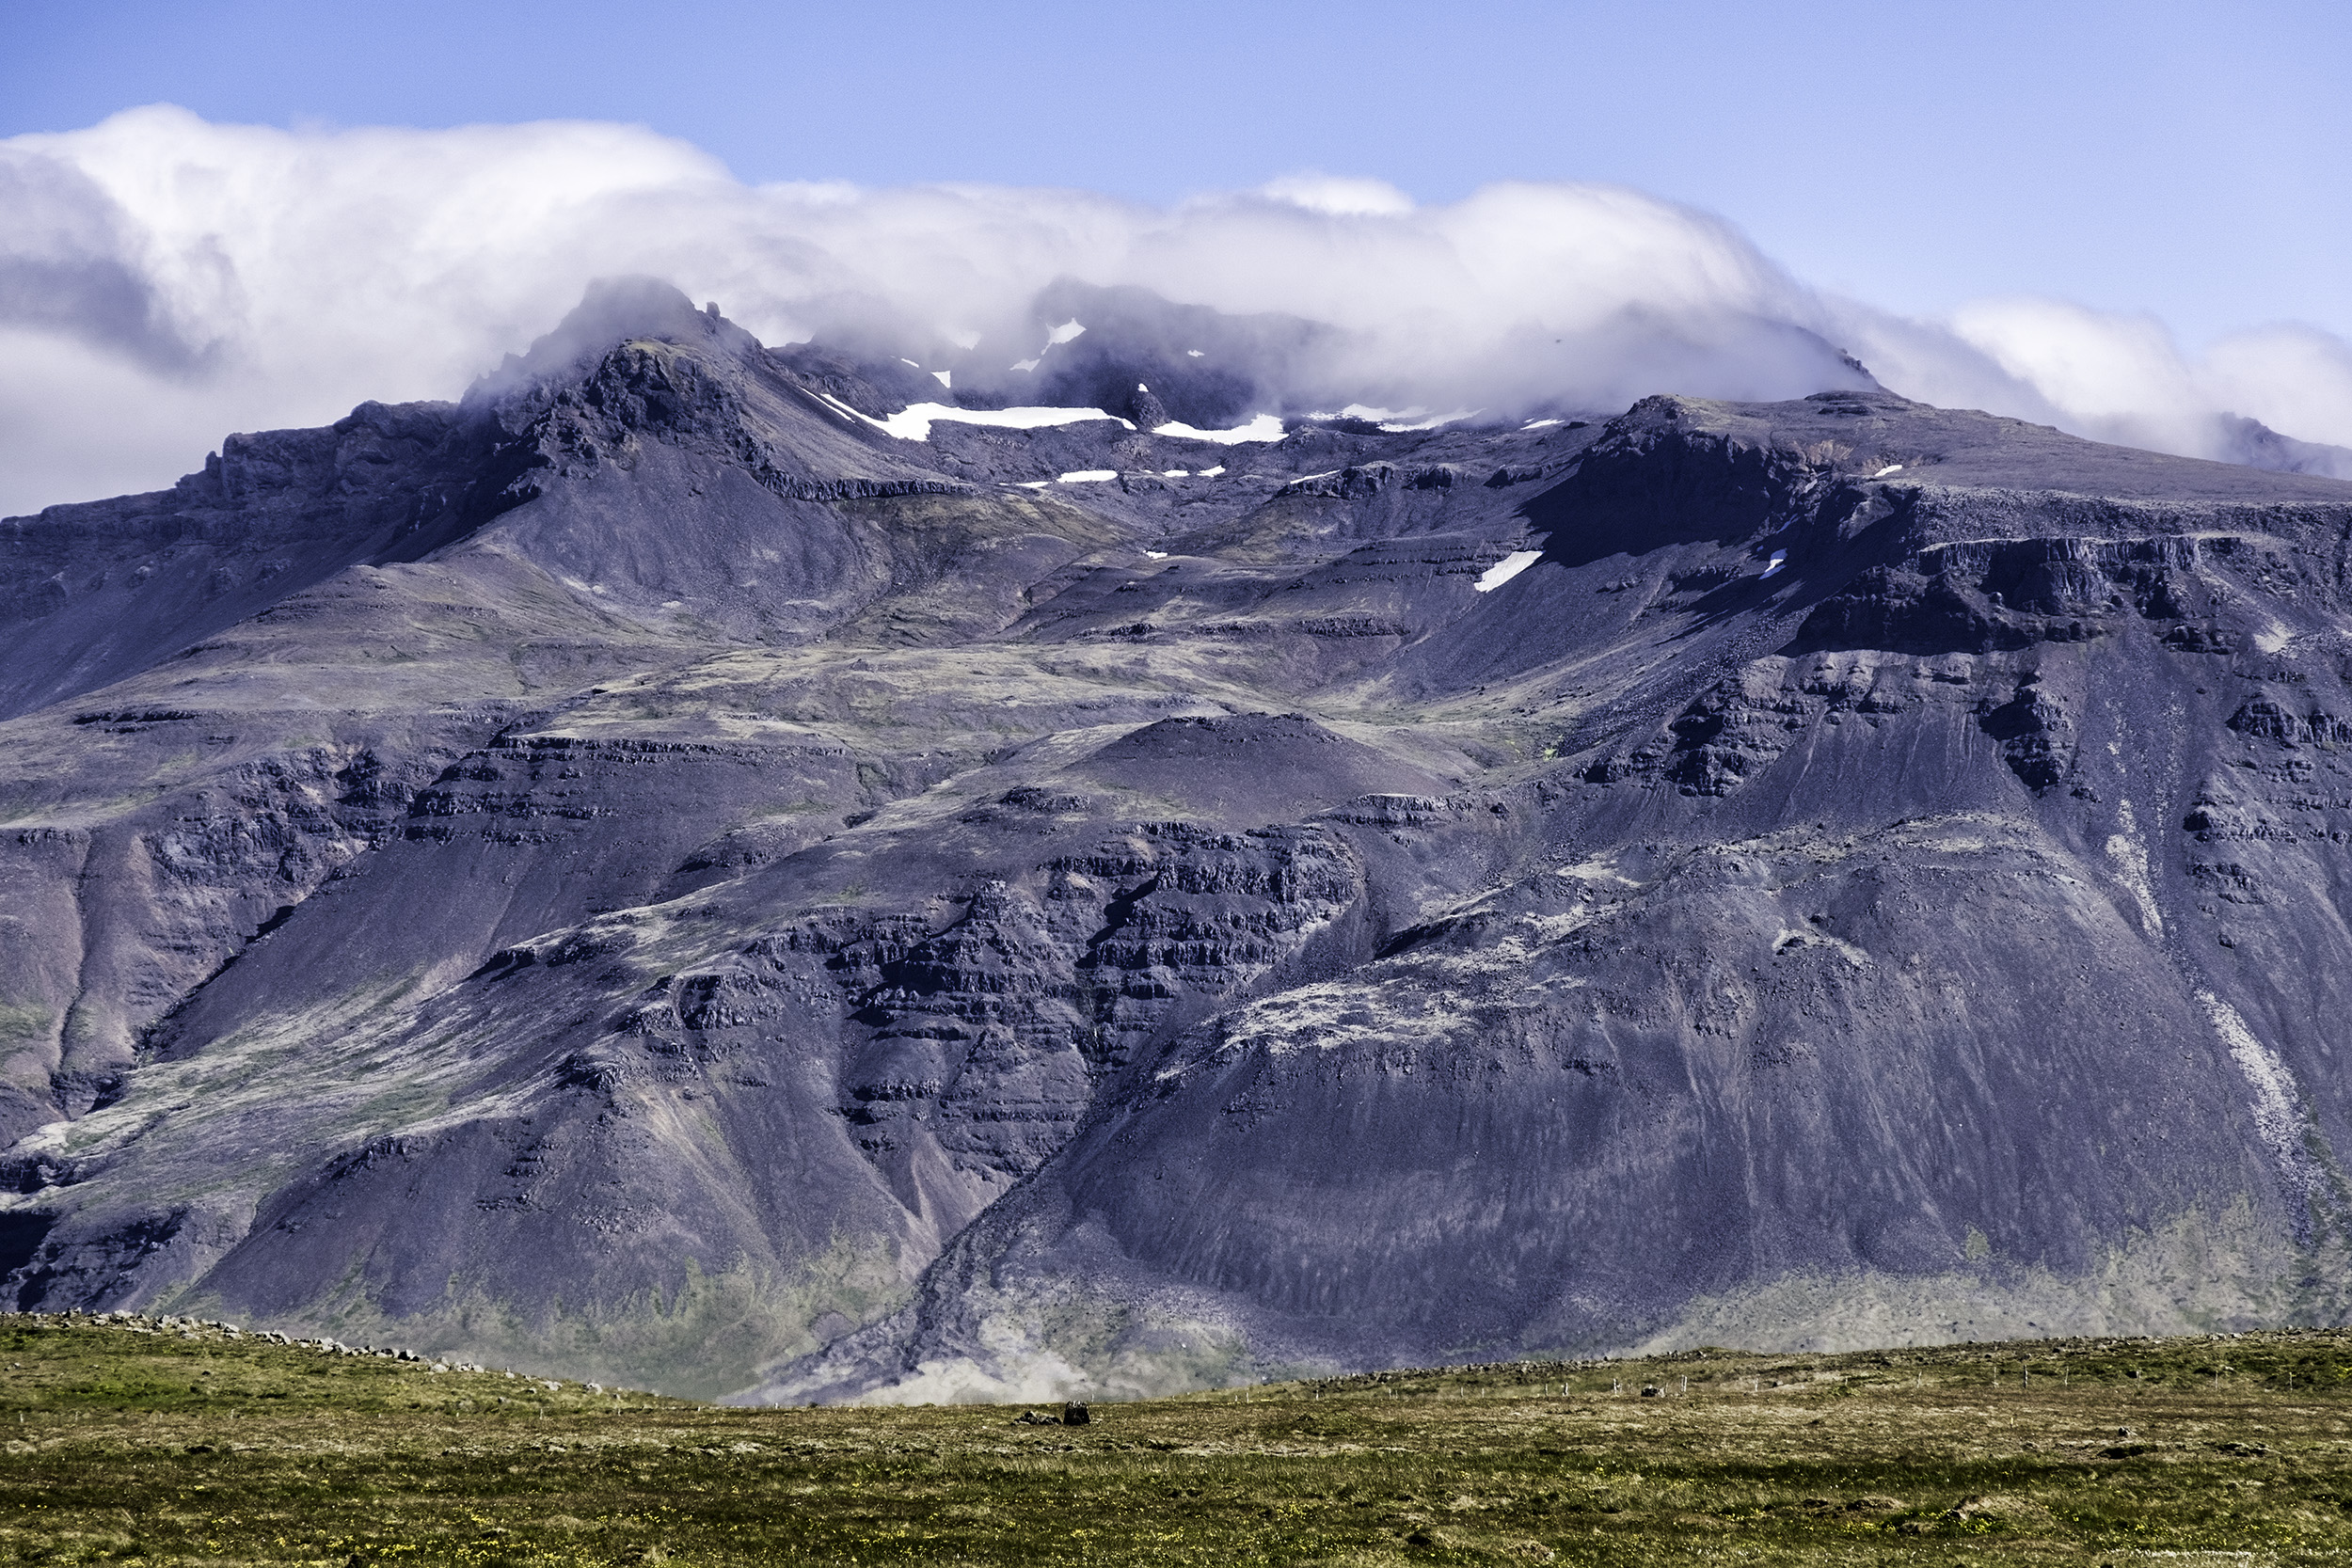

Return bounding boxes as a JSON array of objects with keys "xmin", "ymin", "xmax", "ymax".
[{"xmin": 4, "ymin": 280, "xmax": 2352, "ymax": 1402}]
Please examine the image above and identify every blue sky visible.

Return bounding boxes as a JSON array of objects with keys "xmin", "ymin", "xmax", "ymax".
[
  {"xmin": 5, "ymin": 0, "xmax": 2351, "ymax": 515},
  {"xmin": 8, "ymin": 0, "xmax": 2348, "ymax": 346}
]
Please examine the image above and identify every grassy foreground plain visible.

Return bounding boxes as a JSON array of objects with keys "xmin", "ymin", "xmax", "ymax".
[{"xmin": 4, "ymin": 1314, "xmax": 2352, "ymax": 1564}]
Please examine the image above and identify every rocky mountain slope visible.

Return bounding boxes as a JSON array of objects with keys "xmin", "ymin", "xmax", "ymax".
[{"xmin": 5, "ymin": 278, "xmax": 2352, "ymax": 1402}]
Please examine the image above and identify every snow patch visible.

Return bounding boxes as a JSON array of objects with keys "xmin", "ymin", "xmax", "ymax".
[
  {"xmin": 1161, "ymin": 468, "xmax": 1188, "ymax": 477},
  {"xmin": 808, "ymin": 392, "xmax": 864, "ymax": 425},
  {"xmin": 1151, "ymin": 414, "xmax": 1286, "ymax": 444},
  {"xmin": 930, "ymin": 370, "xmax": 951, "ymax": 389},
  {"xmin": 1046, "ymin": 320, "xmax": 1087, "ymax": 346},
  {"xmin": 1474, "ymin": 550, "xmax": 1544, "ymax": 593},
  {"xmin": 1058, "ymin": 469, "xmax": 1117, "ymax": 483},
  {"xmin": 1759, "ymin": 550, "xmax": 1788, "ymax": 578},
  {"xmin": 1381, "ymin": 408, "xmax": 1479, "ymax": 433},
  {"xmin": 1145, "ymin": 550, "xmax": 1168, "ymax": 559},
  {"xmin": 898, "ymin": 357, "xmax": 920, "ymax": 368},
  {"xmin": 1873, "ymin": 464, "xmax": 1904, "ymax": 478},
  {"xmin": 1198, "ymin": 465, "xmax": 1225, "ymax": 477},
  {"xmin": 818, "ymin": 392, "xmax": 1132, "ymax": 442},
  {"xmin": 1522, "ymin": 418, "xmax": 1562, "ymax": 430},
  {"xmin": 1009, "ymin": 480, "xmax": 1050, "ymax": 489},
  {"xmin": 1009, "ymin": 357, "xmax": 1041, "ymax": 372},
  {"xmin": 1322, "ymin": 402, "xmax": 1480, "ymax": 432}
]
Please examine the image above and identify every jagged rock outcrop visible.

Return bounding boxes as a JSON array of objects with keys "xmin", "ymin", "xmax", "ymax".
[{"xmin": 6, "ymin": 281, "xmax": 2352, "ymax": 1403}]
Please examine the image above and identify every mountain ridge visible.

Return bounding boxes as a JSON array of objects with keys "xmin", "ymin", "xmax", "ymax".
[{"xmin": 3, "ymin": 280, "xmax": 2351, "ymax": 1402}]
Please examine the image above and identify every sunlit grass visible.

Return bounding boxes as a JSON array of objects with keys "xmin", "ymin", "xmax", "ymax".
[{"xmin": 4, "ymin": 1312, "xmax": 2350, "ymax": 1563}]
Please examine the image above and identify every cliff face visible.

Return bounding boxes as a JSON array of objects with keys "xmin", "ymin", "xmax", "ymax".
[{"xmin": 6, "ymin": 283, "xmax": 2352, "ymax": 1401}]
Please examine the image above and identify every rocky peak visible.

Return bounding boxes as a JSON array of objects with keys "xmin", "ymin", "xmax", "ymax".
[{"xmin": 8, "ymin": 284, "xmax": 2352, "ymax": 1404}]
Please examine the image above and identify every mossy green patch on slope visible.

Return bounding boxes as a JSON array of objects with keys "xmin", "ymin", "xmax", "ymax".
[{"xmin": 231, "ymin": 1236, "xmax": 916, "ymax": 1402}]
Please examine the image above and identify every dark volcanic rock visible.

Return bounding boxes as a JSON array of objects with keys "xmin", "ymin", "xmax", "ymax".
[{"xmin": 5, "ymin": 283, "xmax": 2352, "ymax": 1404}]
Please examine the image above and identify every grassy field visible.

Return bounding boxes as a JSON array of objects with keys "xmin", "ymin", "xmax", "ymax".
[{"xmin": 3, "ymin": 1313, "xmax": 2351, "ymax": 1564}]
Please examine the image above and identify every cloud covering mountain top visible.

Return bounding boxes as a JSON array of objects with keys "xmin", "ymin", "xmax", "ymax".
[{"xmin": 5, "ymin": 104, "xmax": 2349, "ymax": 516}]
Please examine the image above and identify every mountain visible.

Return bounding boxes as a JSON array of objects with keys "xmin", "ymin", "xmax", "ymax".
[{"xmin": 4, "ymin": 279, "xmax": 2352, "ymax": 1403}]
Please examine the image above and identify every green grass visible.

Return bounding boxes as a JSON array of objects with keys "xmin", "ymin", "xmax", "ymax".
[
  {"xmin": 0, "ymin": 1002, "xmax": 54, "ymax": 1049},
  {"xmin": 5, "ymin": 1313, "xmax": 2352, "ymax": 1564}
]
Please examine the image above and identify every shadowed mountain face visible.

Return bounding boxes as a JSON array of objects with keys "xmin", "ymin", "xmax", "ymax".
[{"xmin": 6, "ymin": 280, "xmax": 2352, "ymax": 1402}]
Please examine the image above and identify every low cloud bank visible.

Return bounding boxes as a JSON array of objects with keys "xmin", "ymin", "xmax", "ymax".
[{"xmin": 5, "ymin": 105, "xmax": 2349, "ymax": 515}]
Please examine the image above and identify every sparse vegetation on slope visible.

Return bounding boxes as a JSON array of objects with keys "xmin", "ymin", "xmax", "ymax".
[{"xmin": 7, "ymin": 1314, "xmax": 2352, "ymax": 1564}]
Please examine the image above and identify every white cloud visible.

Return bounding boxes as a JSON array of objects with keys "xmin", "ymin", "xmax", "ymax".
[
  {"xmin": 1256, "ymin": 173, "xmax": 1416, "ymax": 216},
  {"xmin": 2200, "ymin": 324, "xmax": 2352, "ymax": 451},
  {"xmin": 2, "ymin": 105, "xmax": 2347, "ymax": 516},
  {"xmin": 1849, "ymin": 296, "xmax": 2352, "ymax": 473},
  {"xmin": 1949, "ymin": 297, "xmax": 2217, "ymax": 456}
]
